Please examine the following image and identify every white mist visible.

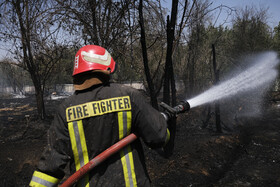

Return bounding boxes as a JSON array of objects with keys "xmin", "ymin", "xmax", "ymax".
[{"xmin": 187, "ymin": 51, "xmax": 279, "ymax": 109}]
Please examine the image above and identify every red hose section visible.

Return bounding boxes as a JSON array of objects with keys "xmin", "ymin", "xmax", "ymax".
[{"xmin": 60, "ymin": 133, "xmax": 138, "ymax": 187}]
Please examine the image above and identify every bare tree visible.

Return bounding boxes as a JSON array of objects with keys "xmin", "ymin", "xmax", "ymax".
[
  {"xmin": 138, "ymin": 0, "xmax": 158, "ymax": 108},
  {"xmin": 0, "ymin": 0, "xmax": 67, "ymax": 119},
  {"xmin": 54, "ymin": 0, "xmax": 133, "ymax": 55},
  {"xmin": 163, "ymin": 0, "xmax": 178, "ymax": 107}
]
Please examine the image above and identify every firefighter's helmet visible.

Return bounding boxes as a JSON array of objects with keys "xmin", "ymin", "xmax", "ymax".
[{"xmin": 73, "ymin": 45, "xmax": 116, "ymax": 76}]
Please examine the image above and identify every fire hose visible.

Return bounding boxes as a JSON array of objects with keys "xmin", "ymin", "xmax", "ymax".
[{"xmin": 60, "ymin": 101, "xmax": 190, "ymax": 187}]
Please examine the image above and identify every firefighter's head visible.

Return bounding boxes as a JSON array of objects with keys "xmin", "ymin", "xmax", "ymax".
[{"xmin": 72, "ymin": 45, "xmax": 116, "ymax": 90}]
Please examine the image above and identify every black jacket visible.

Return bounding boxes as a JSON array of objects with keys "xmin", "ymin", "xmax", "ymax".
[{"xmin": 29, "ymin": 83, "xmax": 169, "ymax": 187}]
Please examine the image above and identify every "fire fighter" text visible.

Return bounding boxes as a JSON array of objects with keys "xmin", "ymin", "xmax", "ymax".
[{"xmin": 66, "ymin": 96, "xmax": 131, "ymax": 122}]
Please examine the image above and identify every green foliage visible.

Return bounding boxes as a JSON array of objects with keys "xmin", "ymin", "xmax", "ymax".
[
  {"xmin": 273, "ymin": 22, "xmax": 280, "ymax": 53},
  {"xmin": 231, "ymin": 6, "xmax": 273, "ymax": 57},
  {"xmin": 272, "ymin": 22, "xmax": 280, "ymax": 91}
]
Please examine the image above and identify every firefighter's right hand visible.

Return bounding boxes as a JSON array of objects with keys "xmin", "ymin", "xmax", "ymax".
[
  {"xmin": 161, "ymin": 111, "xmax": 176, "ymax": 121},
  {"xmin": 159, "ymin": 102, "xmax": 177, "ymax": 121}
]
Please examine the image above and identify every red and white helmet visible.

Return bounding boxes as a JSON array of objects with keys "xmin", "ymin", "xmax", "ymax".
[{"xmin": 73, "ymin": 45, "xmax": 116, "ymax": 76}]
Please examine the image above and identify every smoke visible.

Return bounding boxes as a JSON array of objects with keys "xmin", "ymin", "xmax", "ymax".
[{"xmin": 186, "ymin": 51, "xmax": 279, "ymax": 115}]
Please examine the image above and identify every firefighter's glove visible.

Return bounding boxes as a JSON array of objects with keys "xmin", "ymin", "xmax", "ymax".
[
  {"xmin": 161, "ymin": 111, "xmax": 176, "ymax": 121},
  {"xmin": 159, "ymin": 102, "xmax": 177, "ymax": 121}
]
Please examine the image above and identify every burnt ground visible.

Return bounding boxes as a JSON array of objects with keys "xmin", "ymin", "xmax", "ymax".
[{"xmin": 0, "ymin": 95, "xmax": 280, "ymax": 187}]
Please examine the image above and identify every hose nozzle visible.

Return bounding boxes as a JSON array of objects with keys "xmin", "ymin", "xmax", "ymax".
[
  {"xmin": 160, "ymin": 101, "xmax": 190, "ymax": 117},
  {"xmin": 173, "ymin": 101, "xmax": 190, "ymax": 114}
]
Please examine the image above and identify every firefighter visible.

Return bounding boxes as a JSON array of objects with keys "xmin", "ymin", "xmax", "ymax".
[{"xmin": 29, "ymin": 45, "xmax": 172, "ymax": 187}]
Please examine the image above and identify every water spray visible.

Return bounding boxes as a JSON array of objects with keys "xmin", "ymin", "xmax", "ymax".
[{"xmin": 187, "ymin": 51, "xmax": 279, "ymax": 109}]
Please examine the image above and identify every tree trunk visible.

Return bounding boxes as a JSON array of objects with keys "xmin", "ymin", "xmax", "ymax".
[
  {"xmin": 35, "ymin": 85, "xmax": 46, "ymax": 120},
  {"xmin": 163, "ymin": 0, "xmax": 178, "ymax": 106},
  {"xmin": 162, "ymin": 0, "xmax": 178, "ymax": 158},
  {"xmin": 163, "ymin": 15, "xmax": 171, "ymax": 105},
  {"xmin": 212, "ymin": 44, "xmax": 221, "ymax": 133},
  {"xmin": 138, "ymin": 0, "xmax": 158, "ymax": 109},
  {"xmin": 89, "ymin": 0, "xmax": 99, "ymax": 45},
  {"xmin": 14, "ymin": 0, "xmax": 46, "ymax": 119}
]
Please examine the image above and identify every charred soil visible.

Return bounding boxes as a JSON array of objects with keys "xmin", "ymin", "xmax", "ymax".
[{"xmin": 0, "ymin": 96, "xmax": 280, "ymax": 187}]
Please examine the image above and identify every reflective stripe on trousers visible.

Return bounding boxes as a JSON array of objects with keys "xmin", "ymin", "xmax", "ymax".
[
  {"xmin": 68, "ymin": 120, "xmax": 90, "ymax": 187},
  {"xmin": 118, "ymin": 111, "xmax": 137, "ymax": 187},
  {"xmin": 29, "ymin": 171, "xmax": 60, "ymax": 187}
]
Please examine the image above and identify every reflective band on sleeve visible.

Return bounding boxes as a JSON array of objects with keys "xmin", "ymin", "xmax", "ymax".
[
  {"xmin": 118, "ymin": 111, "xmax": 137, "ymax": 187},
  {"xmin": 29, "ymin": 171, "xmax": 59, "ymax": 187},
  {"xmin": 68, "ymin": 120, "xmax": 90, "ymax": 187},
  {"xmin": 164, "ymin": 129, "xmax": 170, "ymax": 146}
]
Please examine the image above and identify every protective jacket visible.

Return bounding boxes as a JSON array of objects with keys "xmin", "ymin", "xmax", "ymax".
[{"xmin": 29, "ymin": 83, "xmax": 169, "ymax": 187}]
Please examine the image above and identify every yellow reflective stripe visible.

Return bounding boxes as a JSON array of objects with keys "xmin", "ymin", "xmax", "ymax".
[
  {"xmin": 127, "ymin": 146, "xmax": 137, "ymax": 186},
  {"xmin": 68, "ymin": 121, "xmax": 81, "ymax": 170},
  {"xmin": 120, "ymin": 146, "xmax": 137, "ymax": 187},
  {"xmin": 127, "ymin": 111, "xmax": 132, "ymax": 134},
  {"xmin": 164, "ymin": 129, "xmax": 170, "ymax": 146},
  {"xmin": 66, "ymin": 96, "xmax": 131, "ymax": 122},
  {"xmin": 68, "ymin": 120, "xmax": 89, "ymax": 187},
  {"xmin": 118, "ymin": 111, "xmax": 137, "ymax": 187},
  {"xmin": 118, "ymin": 112, "xmax": 124, "ymax": 139},
  {"xmin": 118, "ymin": 111, "xmax": 132, "ymax": 139},
  {"xmin": 118, "ymin": 112, "xmax": 130, "ymax": 186},
  {"xmin": 120, "ymin": 149, "xmax": 130, "ymax": 187},
  {"xmin": 29, "ymin": 181, "xmax": 48, "ymax": 187},
  {"xmin": 77, "ymin": 120, "xmax": 89, "ymax": 165},
  {"xmin": 29, "ymin": 171, "xmax": 59, "ymax": 187}
]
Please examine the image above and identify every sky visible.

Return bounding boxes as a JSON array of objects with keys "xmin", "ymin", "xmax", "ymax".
[
  {"xmin": 0, "ymin": 0, "xmax": 280, "ymax": 60},
  {"xmin": 210, "ymin": 0, "xmax": 280, "ymax": 28},
  {"xmin": 161, "ymin": 0, "xmax": 280, "ymax": 28}
]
